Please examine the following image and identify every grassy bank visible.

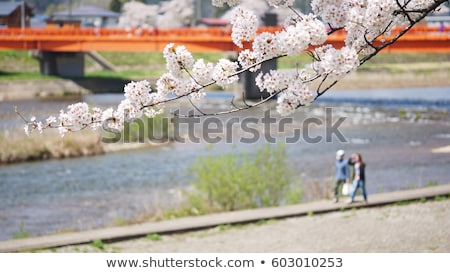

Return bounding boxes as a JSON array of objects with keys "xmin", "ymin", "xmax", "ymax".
[
  {"xmin": 0, "ymin": 130, "xmax": 104, "ymax": 164},
  {"xmin": 1, "ymin": 50, "xmax": 450, "ymax": 81},
  {"xmin": 0, "ymin": 128, "xmax": 173, "ymax": 165},
  {"xmin": 0, "ymin": 114, "xmax": 172, "ymax": 165},
  {"xmin": 1, "ymin": 50, "xmax": 449, "ymax": 101},
  {"xmin": 0, "ymin": 51, "xmax": 229, "ymax": 81}
]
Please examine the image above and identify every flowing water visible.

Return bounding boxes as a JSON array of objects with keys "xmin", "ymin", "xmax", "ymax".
[{"xmin": 0, "ymin": 87, "xmax": 449, "ymax": 240}]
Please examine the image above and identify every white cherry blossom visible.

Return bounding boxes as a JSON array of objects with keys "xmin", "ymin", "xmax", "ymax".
[
  {"xmin": 276, "ymin": 78, "xmax": 314, "ymax": 116},
  {"xmin": 238, "ymin": 49, "xmax": 263, "ymax": 72},
  {"xmin": 313, "ymin": 45, "xmax": 360, "ymax": 78},
  {"xmin": 192, "ymin": 59, "xmax": 214, "ymax": 84},
  {"xmin": 252, "ymin": 32, "xmax": 282, "ymax": 61},
  {"xmin": 212, "ymin": 59, "xmax": 240, "ymax": 88},
  {"xmin": 23, "ymin": 0, "xmax": 444, "ymax": 136},
  {"xmin": 163, "ymin": 44, "xmax": 195, "ymax": 78},
  {"xmin": 230, "ymin": 7, "xmax": 259, "ymax": 48}
]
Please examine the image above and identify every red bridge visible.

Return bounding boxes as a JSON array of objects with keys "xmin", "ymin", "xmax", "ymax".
[
  {"xmin": 0, "ymin": 26, "xmax": 448, "ymax": 77},
  {"xmin": 0, "ymin": 25, "xmax": 449, "ymax": 53}
]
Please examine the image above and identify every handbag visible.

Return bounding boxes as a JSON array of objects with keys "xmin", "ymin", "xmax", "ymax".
[{"xmin": 342, "ymin": 183, "xmax": 351, "ymax": 196}]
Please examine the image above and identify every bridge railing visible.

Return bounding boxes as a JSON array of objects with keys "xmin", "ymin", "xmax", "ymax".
[
  {"xmin": 0, "ymin": 27, "xmax": 279, "ymax": 37},
  {"xmin": 0, "ymin": 25, "xmax": 448, "ymax": 53},
  {"xmin": 0, "ymin": 25, "xmax": 448, "ymax": 38}
]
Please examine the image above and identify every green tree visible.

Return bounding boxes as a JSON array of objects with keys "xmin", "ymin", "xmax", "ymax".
[
  {"xmin": 187, "ymin": 144, "xmax": 302, "ymax": 212},
  {"xmin": 109, "ymin": 0, "xmax": 122, "ymax": 12}
]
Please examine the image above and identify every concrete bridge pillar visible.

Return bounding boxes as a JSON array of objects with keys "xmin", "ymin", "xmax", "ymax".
[
  {"xmin": 37, "ymin": 51, "xmax": 84, "ymax": 77},
  {"xmin": 242, "ymin": 59, "xmax": 277, "ymax": 100},
  {"xmin": 242, "ymin": 12, "xmax": 278, "ymax": 100}
]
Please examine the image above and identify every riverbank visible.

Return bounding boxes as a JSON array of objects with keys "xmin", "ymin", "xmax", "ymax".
[
  {"xmin": 2, "ymin": 83, "xmax": 450, "ymax": 165},
  {"xmin": 3, "ymin": 184, "xmax": 448, "ymax": 252},
  {"xmin": 0, "ymin": 77, "xmax": 132, "ymax": 101},
  {"xmin": 2, "ymin": 113, "xmax": 450, "ymax": 242},
  {"xmin": 63, "ymin": 198, "xmax": 450, "ymax": 253},
  {"xmin": 1, "ymin": 61, "xmax": 450, "ymax": 101},
  {"xmin": 331, "ymin": 64, "xmax": 450, "ymax": 90},
  {"xmin": 1, "ymin": 57, "xmax": 449, "ymax": 165},
  {"xmin": 0, "ymin": 131, "xmax": 103, "ymax": 164},
  {"xmin": 0, "ymin": 130, "xmax": 169, "ymax": 165}
]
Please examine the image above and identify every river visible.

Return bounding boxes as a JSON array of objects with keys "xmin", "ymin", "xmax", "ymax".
[{"xmin": 0, "ymin": 87, "xmax": 449, "ymax": 241}]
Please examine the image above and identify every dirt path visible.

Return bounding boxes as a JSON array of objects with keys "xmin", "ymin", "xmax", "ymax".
[{"xmin": 48, "ymin": 199, "xmax": 450, "ymax": 253}]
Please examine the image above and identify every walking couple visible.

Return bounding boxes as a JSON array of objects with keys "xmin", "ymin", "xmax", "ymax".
[{"xmin": 333, "ymin": 149, "xmax": 368, "ymax": 204}]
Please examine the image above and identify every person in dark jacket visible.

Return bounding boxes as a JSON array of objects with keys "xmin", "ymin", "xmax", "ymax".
[
  {"xmin": 347, "ymin": 153, "xmax": 368, "ymax": 204},
  {"xmin": 333, "ymin": 149, "xmax": 350, "ymax": 203}
]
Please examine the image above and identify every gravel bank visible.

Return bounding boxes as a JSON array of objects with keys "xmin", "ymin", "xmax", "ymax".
[{"xmin": 47, "ymin": 199, "xmax": 450, "ymax": 253}]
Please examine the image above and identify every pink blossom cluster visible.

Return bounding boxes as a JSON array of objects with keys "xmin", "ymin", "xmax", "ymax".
[
  {"xmin": 313, "ymin": 45, "xmax": 360, "ymax": 78},
  {"xmin": 230, "ymin": 7, "xmax": 259, "ymax": 48},
  {"xmin": 237, "ymin": 12, "xmax": 327, "ymax": 67},
  {"xmin": 24, "ymin": 102, "xmax": 104, "ymax": 137},
  {"xmin": 276, "ymin": 82, "xmax": 314, "ymax": 116},
  {"xmin": 24, "ymin": 0, "xmax": 441, "ymax": 135},
  {"xmin": 192, "ymin": 59, "xmax": 214, "ymax": 84},
  {"xmin": 163, "ymin": 43, "xmax": 195, "ymax": 78},
  {"xmin": 311, "ymin": 0, "xmax": 434, "ymax": 54},
  {"xmin": 212, "ymin": 59, "xmax": 240, "ymax": 88},
  {"xmin": 255, "ymin": 69, "xmax": 315, "ymax": 116}
]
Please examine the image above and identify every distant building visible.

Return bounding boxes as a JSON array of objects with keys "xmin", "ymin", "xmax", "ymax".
[
  {"xmin": 30, "ymin": 14, "xmax": 48, "ymax": 28},
  {"xmin": 196, "ymin": 18, "xmax": 229, "ymax": 27},
  {"xmin": 426, "ymin": 5, "xmax": 450, "ymax": 27},
  {"xmin": 50, "ymin": 5, "xmax": 119, "ymax": 28},
  {"xmin": 0, "ymin": 1, "xmax": 33, "ymax": 28}
]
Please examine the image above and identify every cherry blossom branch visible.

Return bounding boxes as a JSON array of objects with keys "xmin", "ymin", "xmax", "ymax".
[
  {"xmin": 19, "ymin": 0, "xmax": 448, "ymax": 137},
  {"xmin": 288, "ymin": 6, "xmax": 303, "ymax": 20},
  {"xmin": 139, "ymin": 53, "xmax": 288, "ymax": 110},
  {"xmin": 309, "ymin": 0, "xmax": 447, "ymax": 101},
  {"xmin": 175, "ymin": 90, "xmax": 283, "ymax": 118},
  {"xmin": 360, "ymin": 0, "xmax": 446, "ymax": 66},
  {"xmin": 396, "ymin": 0, "xmax": 415, "ymax": 23}
]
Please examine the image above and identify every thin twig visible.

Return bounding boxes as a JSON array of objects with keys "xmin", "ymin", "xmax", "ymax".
[
  {"xmin": 14, "ymin": 106, "xmax": 29, "ymax": 123},
  {"xmin": 175, "ymin": 91, "xmax": 281, "ymax": 118},
  {"xmin": 187, "ymin": 97, "xmax": 206, "ymax": 115},
  {"xmin": 289, "ymin": 6, "xmax": 303, "ymax": 20}
]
